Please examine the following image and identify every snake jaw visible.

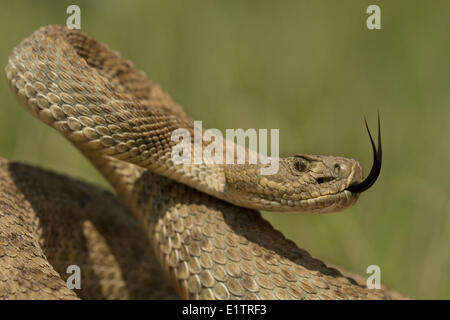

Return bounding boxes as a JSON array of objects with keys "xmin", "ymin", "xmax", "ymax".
[{"xmin": 240, "ymin": 189, "xmax": 360, "ymax": 213}]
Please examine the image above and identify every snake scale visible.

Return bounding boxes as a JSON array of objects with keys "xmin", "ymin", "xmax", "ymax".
[{"xmin": 1, "ymin": 25, "xmax": 404, "ymax": 299}]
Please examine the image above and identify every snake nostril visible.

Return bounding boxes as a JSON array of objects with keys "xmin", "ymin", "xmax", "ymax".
[
  {"xmin": 334, "ymin": 163, "xmax": 351, "ymax": 178},
  {"xmin": 334, "ymin": 164, "xmax": 341, "ymax": 175}
]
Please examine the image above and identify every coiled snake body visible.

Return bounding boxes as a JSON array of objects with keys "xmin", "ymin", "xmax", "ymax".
[{"xmin": 1, "ymin": 25, "xmax": 403, "ymax": 299}]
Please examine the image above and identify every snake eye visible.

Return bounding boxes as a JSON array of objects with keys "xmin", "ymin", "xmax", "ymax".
[{"xmin": 294, "ymin": 157, "xmax": 309, "ymax": 172}]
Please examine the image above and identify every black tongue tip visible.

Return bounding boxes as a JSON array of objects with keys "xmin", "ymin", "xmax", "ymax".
[{"xmin": 347, "ymin": 113, "xmax": 382, "ymax": 194}]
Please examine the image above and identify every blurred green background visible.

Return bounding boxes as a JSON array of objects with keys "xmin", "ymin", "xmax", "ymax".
[{"xmin": 1, "ymin": 0, "xmax": 449, "ymax": 299}]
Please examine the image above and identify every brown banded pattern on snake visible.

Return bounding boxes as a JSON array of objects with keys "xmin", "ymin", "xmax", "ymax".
[{"xmin": 1, "ymin": 25, "xmax": 402, "ymax": 299}]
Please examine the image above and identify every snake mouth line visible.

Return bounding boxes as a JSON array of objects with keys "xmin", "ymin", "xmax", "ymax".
[
  {"xmin": 346, "ymin": 113, "xmax": 382, "ymax": 194},
  {"xmin": 249, "ymin": 189, "xmax": 355, "ymax": 212}
]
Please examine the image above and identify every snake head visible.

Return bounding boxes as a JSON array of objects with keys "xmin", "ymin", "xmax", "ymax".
[
  {"xmin": 224, "ymin": 155, "xmax": 363, "ymax": 213},
  {"xmin": 224, "ymin": 116, "xmax": 382, "ymax": 213}
]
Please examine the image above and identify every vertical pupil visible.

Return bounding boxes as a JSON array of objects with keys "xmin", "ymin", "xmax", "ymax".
[{"xmin": 296, "ymin": 159, "xmax": 306, "ymax": 171}]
